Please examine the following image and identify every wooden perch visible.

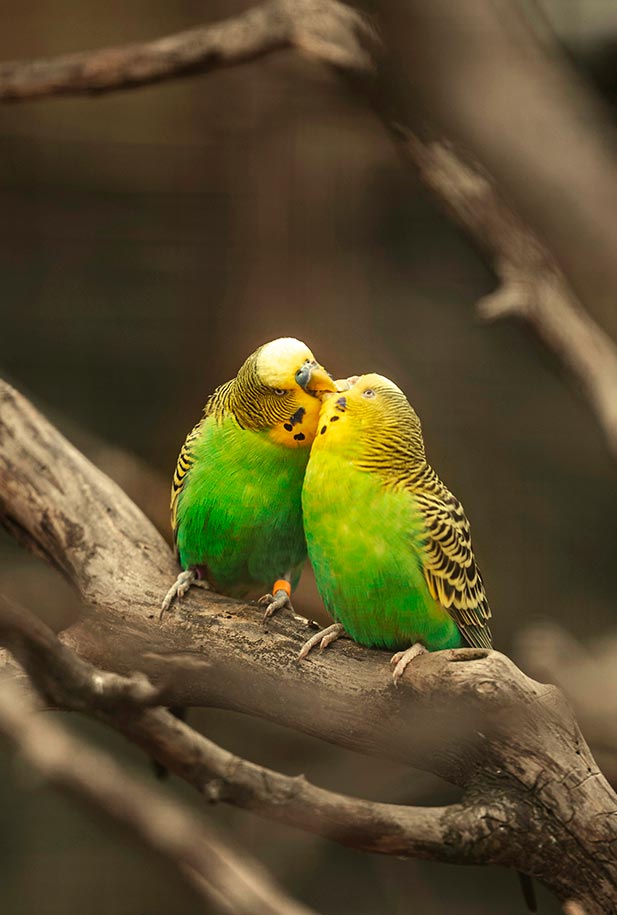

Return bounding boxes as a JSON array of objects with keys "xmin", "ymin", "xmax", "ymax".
[
  {"xmin": 1, "ymin": 381, "xmax": 617, "ymax": 913},
  {"xmin": 0, "ymin": 593, "xmax": 521, "ymax": 867},
  {"xmin": 1, "ymin": 1, "xmax": 617, "ymax": 459}
]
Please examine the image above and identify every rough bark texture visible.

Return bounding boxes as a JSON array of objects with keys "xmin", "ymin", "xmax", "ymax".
[
  {"xmin": 1, "ymin": 379, "xmax": 617, "ymax": 912},
  {"xmin": 0, "ymin": 594, "xmax": 535, "ymax": 869}
]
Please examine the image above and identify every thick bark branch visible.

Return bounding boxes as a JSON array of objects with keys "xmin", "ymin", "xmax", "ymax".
[
  {"xmin": 0, "ymin": 677, "xmax": 318, "ymax": 915},
  {"xmin": 0, "ymin": 594, "xmax": 505, "ymax": 867},
  {"xmin": 1, "ymin": 380, "xmax": 617, "ymax": 912},
  {"xmin": 2, "ymin": 2, "xmax": 617, "ymax": 458}
]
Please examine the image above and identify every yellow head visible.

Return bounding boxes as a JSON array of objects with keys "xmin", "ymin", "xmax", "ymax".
[
  {"xmin": 311, "ymin": 372, "xmax": 426, "ymax": 464},
  {"xmin": 229, "ymin": 337, "xmax": 336, "ymax": 448}
]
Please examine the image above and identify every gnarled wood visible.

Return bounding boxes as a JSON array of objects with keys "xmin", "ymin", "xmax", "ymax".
[{"xmin": 1, "ymin": 378, "xmax": 617, "ymax": 912}]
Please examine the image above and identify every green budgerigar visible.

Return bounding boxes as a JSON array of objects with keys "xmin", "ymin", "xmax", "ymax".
[
  {"xmin": 299, "ymin": 373, "xmax": 492, "ymax": 682},
  {"xmin": 161, "ymin": 337, "xmax": 335, "ymax": 618}
]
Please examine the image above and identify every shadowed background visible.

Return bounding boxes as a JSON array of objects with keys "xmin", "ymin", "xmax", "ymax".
[{"xmin": 1, "ymin": 0, "xmax": 617, "ymax": 912}]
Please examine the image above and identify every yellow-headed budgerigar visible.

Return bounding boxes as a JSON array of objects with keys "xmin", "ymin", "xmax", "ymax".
[
  {"xmin": 161, "ymin": 337, "xmax": 336, "ymax": 619},
  {"xmin": 299, "ymin": 373, "xmax": 492, "ymax": 683}
]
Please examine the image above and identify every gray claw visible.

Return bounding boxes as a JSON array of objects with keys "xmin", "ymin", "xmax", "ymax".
[
  {"xmin": 260, "ymin": 588, "xmax": 294, "ymax": 623},
  {"xmin": 160, "ymin": 569, "xmax": 198, "ymax": 618},
  {"xmin": 390, "ymin": 642, "xmax": 428, "ymax": 685},
  {"xmin": 298, "ymin": 623, "xmax": 345, "ymax": 660}
]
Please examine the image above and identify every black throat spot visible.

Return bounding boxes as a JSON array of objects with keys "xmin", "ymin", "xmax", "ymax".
[{"xmin": 289, "ymin": 407, "xmax": 306, "ymax": 427}]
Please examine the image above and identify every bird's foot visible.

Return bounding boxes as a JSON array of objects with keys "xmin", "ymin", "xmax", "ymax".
[
  {"xmin": 298, "ymin": 623, "xmax": 346, "ymax": 660},
  {"xmin": 160, "ymin": 569, "xmax": 209, "ymax": 618},
  {"xmin": 390, "ymin": 642, "xmax": 428, "ymax": 685},
  {"xmin": 259, "ymin": 580, "xmax": 294, "ymax": 623}
]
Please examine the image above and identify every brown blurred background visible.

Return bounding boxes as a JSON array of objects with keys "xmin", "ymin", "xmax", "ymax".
[{"xmin": 2, "ymin": 1, "xmax": 617, "ymax": 913}]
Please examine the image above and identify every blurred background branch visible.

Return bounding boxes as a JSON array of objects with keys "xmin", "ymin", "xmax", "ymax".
[
  {"xmin": 2, "ymin": 0, "xmax": 617, "ymax": 459},
  {"xmin": 396, "ymin": 138, "xmax": 617, "ymax": 458},
  {"xmin": 0, "ymin": 676, "xmax": 319, "ymax": 915},
  {"xmin": 0, "ymin": 0, "xmax": 374, "ymax": 101}
]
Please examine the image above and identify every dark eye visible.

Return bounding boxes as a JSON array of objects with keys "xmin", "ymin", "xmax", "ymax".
[
  {"xmin": 273, "ymin": 388, "xmax": 287, "ymax": 396},
  {"xmin": 362, "ymin": 389, "xmax": 376, "ymax": 399}
]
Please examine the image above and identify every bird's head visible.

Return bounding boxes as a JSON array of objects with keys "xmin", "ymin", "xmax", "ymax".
[
  {"xmin": 313, "ymin": 373, "xmax": 426, "ymax": 462},
  {"xmin": 255, "ymin": 338, "xmax": 336, "ymax": 398},
  {"xmin": 233, "ymin": 337, "xmax": 336, "ymax": 448}
]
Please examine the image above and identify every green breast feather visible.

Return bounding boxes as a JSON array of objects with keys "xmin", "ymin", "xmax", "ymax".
[
  {"xmin": 302, "ymin": 448, "xmax": 491, "ymax": 652},
  {"xmin": 174, "ymin": 414, "xmax": 309, "ymax": 598}
]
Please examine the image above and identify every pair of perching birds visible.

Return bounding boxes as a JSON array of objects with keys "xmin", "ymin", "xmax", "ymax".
[{"xmin": 162, "ymin": 337, "xmax": 492, "ymax": 681}]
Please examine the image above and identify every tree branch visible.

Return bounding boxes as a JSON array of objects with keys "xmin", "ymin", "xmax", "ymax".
[
  {"xmin": 0, "ymin": 593, "xmax": 160, "ymax": 709},
  {"xmin": 0, "ymin": 0, "xmax": 374, "ymax": 101},
  {"xmin": 2, "ymin": 0, "xmax": 617, "ymax": 457},
  {"xmin": 0, "ymin": 593, "xmax": 507, "ymax": 867},
  {"xmin": 1, "ymin": 379, "xmax": 617, "ymax": 911},
  {"xmin": 398, "ymin": 137, "xmax": 617, "ymax": 457},
  {"xmin": 0, "ymin": 677, "xmax": 318, "ymax": 915}
]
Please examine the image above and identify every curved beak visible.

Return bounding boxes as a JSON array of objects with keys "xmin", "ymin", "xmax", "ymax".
[{"xmin": 295, "ymin": 360, "xmax": 337, "ymax": 397}]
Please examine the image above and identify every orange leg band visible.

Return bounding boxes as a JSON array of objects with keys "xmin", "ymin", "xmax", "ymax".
[{"xmin": 273, "ymin": 579, "xmax": 291, "ymax": 597}]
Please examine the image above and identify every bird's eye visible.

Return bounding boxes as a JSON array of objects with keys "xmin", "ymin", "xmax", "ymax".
[
  {"xmin": 362, "ymin": 389, "xmax": 376, "ymax": 399},
  {"xmin": 273, "ymin": 388, "xmax": 287, "ymax": 396}
]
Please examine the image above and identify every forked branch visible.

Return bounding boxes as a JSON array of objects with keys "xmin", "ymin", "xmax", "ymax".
[
  {"xmin": 1, "ymin": 381, "xmax": 617, "ymax": 912},
  {"xmin": 0, "ymin": 594, "xmax": 514, "ymax": 867},
  {"xmin": 1, "ymin": 0, "xmax": 616, "ymax": 455}
]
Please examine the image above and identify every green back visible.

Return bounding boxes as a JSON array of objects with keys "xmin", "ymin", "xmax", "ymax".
[
  {"xmin": 302, "ymin": 449, "xmax": 463, "ymax": 651},
  {"xmin": 175, "ymin": 414, "xmax": 309, "ymax": 597}
]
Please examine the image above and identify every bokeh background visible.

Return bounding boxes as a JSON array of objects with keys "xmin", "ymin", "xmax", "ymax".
[{"xmin": 2, "ymin": 1, "xmax": 617, "ymax": 913}]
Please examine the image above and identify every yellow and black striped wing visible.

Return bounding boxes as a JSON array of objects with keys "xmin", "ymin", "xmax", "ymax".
[
  {"xmin": 413, "ymin": 475, "xmax": 492, "ymax": 650},
  {"xmin": 170, "ymin": 381, "xmax": 236, "ymax": 541},
  {"xmin": 170, "ymin": 417, "xmax": 205, "ymax": 539}
]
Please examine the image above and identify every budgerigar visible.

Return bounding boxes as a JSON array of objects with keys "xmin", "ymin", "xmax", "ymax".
[
  {"xmin": 299, "ymin": 373, "xmax": 492, "ymax": 682},
  {"xmin": 161, "ymin": 337, "xmax": 335, "ymax": 618}
]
